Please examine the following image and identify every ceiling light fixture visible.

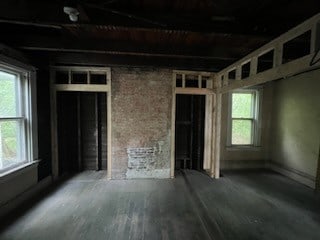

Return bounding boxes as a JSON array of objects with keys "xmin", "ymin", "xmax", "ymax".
[{"xmin": 63, "ymin": 6, "xmax": 80, "ymax": 22}]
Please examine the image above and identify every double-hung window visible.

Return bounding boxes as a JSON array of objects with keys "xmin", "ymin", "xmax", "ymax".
[
  {"xmin": 228, "ymin": 89, "xmax": 261, "ymax": 146},
  {"xmin": 0, "ymin": 66, "xmax": 32, "ymax": 173}
]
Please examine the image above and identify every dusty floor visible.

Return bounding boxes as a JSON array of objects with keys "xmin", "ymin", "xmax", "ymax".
[{"xmin": 0, "ymin": 170, "xmax": 320, "ymax": 240}]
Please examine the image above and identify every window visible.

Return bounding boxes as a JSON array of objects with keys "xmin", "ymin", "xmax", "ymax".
[
  {"xmin": 228, "ymin": 90, "xmax": 261, "ymax": 146},
  {"xmin": 0, "ymin": 66, "xmax": 32, "ymax": 173}
]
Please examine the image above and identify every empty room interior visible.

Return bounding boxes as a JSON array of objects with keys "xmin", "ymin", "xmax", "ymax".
[{"xmin": 0, "ymin": 1, "xmax": 320, "ymax": 239}]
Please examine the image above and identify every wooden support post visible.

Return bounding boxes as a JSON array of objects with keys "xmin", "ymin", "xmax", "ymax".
[
  {"xmin": 235, "ymin": 66, "xmax": 241, "ymax": 80},
  {"xmin": 250, "ymin": 57, "xmax": 258, "ymax": 76},
  {"xmin": 274, "ymin": 44, "xmax": 283, "ymax": 67},
  {"xmin": 107, "ymin": 82, "xmax": 112, "ymax": 179},
  {"xmin": 315, "ymin": 145, "xmax": 320, "ymax": 192},
  {"xmin": 77, "ymin": 93, "xmax": 82, "ymax": 171},
  {"xmin": 95, "ymin": 93, "xmax": 102, "ymax": 171},
  {"xmin": 311, "ymin": 22, "xmax": 320, "ymax": 52},
  {"xmin": 212, "ymin": 92, "xmax": 222, "ymax": 179},
  {"xmin": 87, "ymin": 71, "xmax": 90, "ymax": 84},
  {"xmin": 209, "ymin": 93, "xmax": 216, "ymax": 176},
  {"xmin": 68, "ymin": 70, "xmax": 72, "ymax": 84},
  {"xmin": 203, "ymin": 80, "xmax": 213, "ymax": 170},
  {"xmin": 50, "ymin": 70, "xmax": 59, "ymax": 179},
  {"xmin": 190, "ymin": 95, "xmax": 194, "ymax": 169},
  {"xmin": 182, "ymin": 74, "xmax": 186, "ymax": 88},
  {"xmin": 50, "ymin": 66, "xmax": 111, "ymax": 179},
  {"xmin": 198, "ymin": 75, "xmax": 202, "ymax": 88},
  {"xmin": 170, "ymin": 73, "xmax": 176, "ymax": 178}
]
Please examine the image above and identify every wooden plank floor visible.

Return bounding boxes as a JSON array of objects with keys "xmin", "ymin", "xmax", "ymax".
[{"xmin": 0, "ymin": 170, "xmax": 320, "ymax": 240}]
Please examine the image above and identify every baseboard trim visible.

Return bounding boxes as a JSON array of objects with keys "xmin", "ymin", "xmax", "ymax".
[
  {"xmin": 0, "ymin": 175, "xmax": 53, "ymax": 219},
  {"xmin": 221, "ymin": 160, "xmax": 316, "ymax": 189},
  {"xmin": 221, "ymin": 160, "xmax": 267, "ymax": 170},
  {"xmin": 268, "ymin": 162, "xmax": 316, "ymax": 189}
]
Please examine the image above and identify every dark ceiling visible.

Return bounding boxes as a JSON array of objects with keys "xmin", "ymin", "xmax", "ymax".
[{"xmin": 0, "ymin": 0, "xmax": 319, "ymax": 71}]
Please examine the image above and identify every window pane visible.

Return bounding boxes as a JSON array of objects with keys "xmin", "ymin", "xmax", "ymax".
[
  {"xmin": 232, "ymin": 120, "xmax": 252, "ymax": 145},
  {"xmin": 0, "ymin": 71, "xmax": 19, "ymax": 117},
  {"xmin": 0, "ymin": 120, "xmax": 24, "ymax": 170},
  {"xmin": 232, "ymin": 93, "xmax": 253, "ymax": 118}
]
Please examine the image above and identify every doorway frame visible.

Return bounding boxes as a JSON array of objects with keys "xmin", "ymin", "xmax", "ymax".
[
  {"xmin": 171, "ymin": 70, "xmax": 218, "ymax": 178},
  {"xmin": 50, "ymin": 66, "xmax": 112, "ymax": 179}
]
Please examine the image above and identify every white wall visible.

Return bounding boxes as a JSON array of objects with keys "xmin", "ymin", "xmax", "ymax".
[
  {"xmin": 0, "ymin": 163, "xmax": 38, "ymax": 207},
  {"xmin": 271, "ymin": 69, "xmax": 320, "ymax": 183},
  {"xmin": 220, "ymin": 82, "xmax": 274, "ymax": 169}
]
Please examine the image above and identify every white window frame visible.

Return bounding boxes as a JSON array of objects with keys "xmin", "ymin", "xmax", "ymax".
[
  {"xmin": 227, "ymin": 88, "xmax": 262, "ymax": 149},
  {"xmin": 0, "ymin": 60, "xmax": 38, "ymax": 175}
]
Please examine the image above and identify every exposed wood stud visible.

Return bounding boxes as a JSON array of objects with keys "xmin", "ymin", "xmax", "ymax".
[
  {"xmin": 316, "ymin": 145, "xmax": 320, "ymax": 191},
  {"xmin": 173, "ymin": 70, "xmax": 214, "ymax": 76},
  {"xmin": 68, "ymin": 70, "xmax": 72, "ymax": 84},
  {"xmin": 190, "ymin": 95, "xmax": 194, "ymax": 169},
  {"xmin": 250, "ymin": 57, "xmax": 258, "ymax": 76},
  {"xmin": 95, "ymin": 93, "xmax": 102, "ymax": 171},
  {"xmin": 204, "ymin": 77, "xmax": 213, "ymax": 170},
  {"xmin": 50, "ymin": 70, "xmax": 59, "ymax": 179},
  {"xmin": 182, "ymin": 74, "xmax": 186, "ymax": 88},
  {"xmin": 209, "ymin": 92, "xmax": 216, "ymax": 176},
  {"xmin": 55, "ymin": 84, "xmax": 110, "ymax": 92},
  {"xmin": 176, "ymin": 88, "xmax": 214, "ymax": 95},
  {"xmin": 107, "ymin": 80, "xmax": 112, "ymax": 180},
  {"xmin": 50, "ymin": 66, "xmax": 112, "ymax": 179},
  {"xmin": 170, "ymin": 73, "xmax": 176, "ymax": 178},
  {"xmin": 218, "ymin": 13, "xmax": 320, "ymax": 92},
  {"xmin": 87, "ymin": 71, "xmax": 91, "ymax": 84},
  {"xmin": 311, "ymin": 22, "xmax": 320, "ymax": 53},
  {"xmin": 77, "ymin": 93, "xmax": 82, "ymax": 171},
  {"xmin": 235, "ymin": 66, "xmax": 241, "ymax": 80},
  {"xmin": 213, "ymin": 92, "xmax": 222, "ymax": 179},
  {"xmin": 198, "ymin": 75, "xmax": 202, "ymax": 88},
  {"xmin": 274, "ymin": 44, "xmax": 283, "ymax": 67},
  {"xmin": 172, "ymin": 70, "xmax": 215, "ymax": 176},
  {"xmin": 220, "ymin": 54, "xmax": 320, "ymax": 93}
]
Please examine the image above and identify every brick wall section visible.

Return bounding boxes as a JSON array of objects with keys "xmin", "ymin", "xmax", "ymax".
[{"xmin": 111, "ymin": 67, "xmax": 172, "ymax": 179}]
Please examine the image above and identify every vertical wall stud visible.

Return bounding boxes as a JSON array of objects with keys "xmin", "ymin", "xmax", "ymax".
[
  {"xmin": 316, "ymin": 145, "xmax": 320, "ymax": 191},
  {"xmin": 213, "ymin": 92, "xmax": 222, "ymax": 179},
  {"xmin": 198, "ymin": 75, "xmax": 202, "ymax": 88},
  {"xmin": 203, "ymin": 80, "xmax": 213, "ymax": 170},
  {"xmin": 236, "ymin": 66, "xmax": 241, "ymax": 80},
  {"xmin": 182, "ymin": 74, "xmax": 186, "ymax": 88},
  {"xmin": 77, "ymin": 93, "xmax": 82, "ymax": 171},
  {"xmin": 95, "ymin": 93, "xmax": 102, "ymax": 171},
  {"xmin": 274, "ymin": 44, "xmax": 283, "ymax": 67},
  {"xmin": 50, "ymin": 70, "xmax": 59, "ymax": 179},
  {"xmin": 107, "ymin": 70, "xmax": 112, "ymax": 179},
  {"xmin": 250, "ymin": 57, "xmax": 258, "ymax": 76},
  {"xmin": 170, "ymin": 73, "xmax": 176, "ymax": 178}
]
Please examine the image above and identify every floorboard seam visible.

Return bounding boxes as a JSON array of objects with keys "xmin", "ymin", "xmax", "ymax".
[{"xmin": 181, "ymin": 170, "xmax": 224, "ymax": 240}]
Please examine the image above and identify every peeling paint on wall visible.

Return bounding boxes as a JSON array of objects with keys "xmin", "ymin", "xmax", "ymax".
[
  {"xmin": 126, "ymin": 140, "xmax": 170, "ymax": 178},
  {"xmin": 127, "ymin": 147, "xmax": 156, "ymax": 170}
]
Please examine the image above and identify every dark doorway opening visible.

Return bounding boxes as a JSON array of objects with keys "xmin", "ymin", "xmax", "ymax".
[
  {"xmin": 57, "ymin": 92, "xmax": 107, "ymax": 176},
  {"xmin": 175, "ymin": 94, "xmax": 205, "ymax": 170}
]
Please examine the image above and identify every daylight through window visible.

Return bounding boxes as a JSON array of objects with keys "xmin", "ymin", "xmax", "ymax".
[
  {"xmin": 0, "ymin": 69, "xmax": 28, "ymax": 172},
  {"xmin": 230, "ymin": 90, "xmax": 259, "ymax": 145}
]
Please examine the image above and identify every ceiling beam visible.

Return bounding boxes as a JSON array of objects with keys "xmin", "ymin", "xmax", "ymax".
[
  {"xmin": 0, "ymin": 35, "xmax": 251, "ymax": 61},
  {"xmin": 27, "ymin": 51, "xmax": 227, "ymax": 72}
]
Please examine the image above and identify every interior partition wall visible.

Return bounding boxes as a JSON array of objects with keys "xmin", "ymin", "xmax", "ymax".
[{"xmin": 50, "ymin": 66, "xmax": 111, "ymax": 179}]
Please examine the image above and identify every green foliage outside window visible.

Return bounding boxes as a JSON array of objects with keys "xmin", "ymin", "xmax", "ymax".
[
  {"xmin": 231, "ymin": 93, "xmax": 254, "ymax": 145},
  {"xmin": 0, "ymin": 71, "xmax": 19, "ymax": 166}
]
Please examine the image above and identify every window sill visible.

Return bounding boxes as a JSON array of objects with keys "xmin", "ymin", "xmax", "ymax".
[
  {"xmin": 226, "ymin": 146, "xmax": 262, "ymax": 151},
  {"xmin": 0, "ymin": 161, "xmax": 40, "ymax": 183}
]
